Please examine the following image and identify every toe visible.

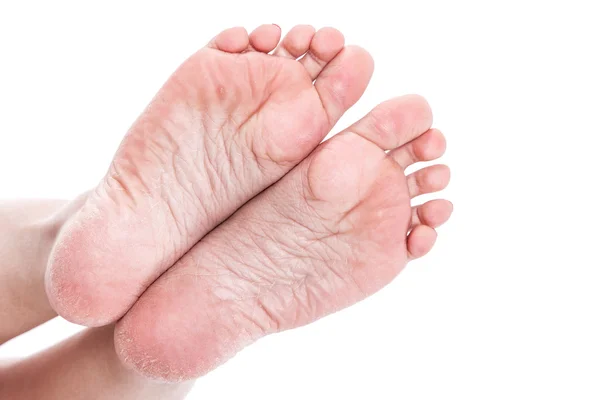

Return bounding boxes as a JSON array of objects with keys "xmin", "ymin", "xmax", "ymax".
[
  {"xmin": 314, "ymin": 45, "xmax": 374, "ymax": 126},
  {"xmin": 207, "ymin": 26, "xmax": 249, "ymax": 53},
  {"xmin": 273, "ymin": 24, "xmax": 316, "ymax": 59},
  {"xmin": 300, "ymin": 27, "xmax": 345, "ymax": 80},
  {"xmin": 249, "ymin": 24, "xmax": 282, "ymax": 53},
  {"xmin": 344, "ymin": 95, "xmax": 434, "ymax": 150},
  {"xmin": 411, "ymin": 199, "xmax": 453, "ymax": 228},
  {"xmin": 406, "ymin": 164, "xmax": 451, "ymax": 198},
  {"xmin": 390, "ymin": 128, "xmax": 446, "ymax": 169},
  {"xmin": 407, "ymin": 225, "xmax": 437, "ymax": 260}
]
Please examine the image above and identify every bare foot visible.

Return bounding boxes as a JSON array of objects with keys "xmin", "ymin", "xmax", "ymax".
[
  {"xmin": 114, "ymin": 95, "xmax": 452, "ymax": 381},
  {"xmin": 45, "ymin": 25, "xmax": 374, "ymax": 325}
]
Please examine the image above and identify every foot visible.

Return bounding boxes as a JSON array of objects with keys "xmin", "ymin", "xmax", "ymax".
[
  {"xmin": 45, "ymin": 25, "xmax": 374, "ymax": 325},
  {"xmin": 113, "ymin": 95, "xmax": 452, "ymax": 381}
]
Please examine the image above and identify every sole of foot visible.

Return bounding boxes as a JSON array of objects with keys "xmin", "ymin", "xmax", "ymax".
[
  {"xmin": 114, "ymin": 95, "xmax": 452, "ymax": 381},
  {"xmin": 45, "ymin": 24, "xmax": 374, "ymax": 326}
]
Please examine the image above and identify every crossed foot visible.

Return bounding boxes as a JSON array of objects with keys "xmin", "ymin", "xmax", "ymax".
[{"xmin": 46, "ymin": 24, "xmax": 452, "ymax": 381}]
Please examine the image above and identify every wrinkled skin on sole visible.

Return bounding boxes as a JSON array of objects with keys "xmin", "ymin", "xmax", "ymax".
[{"xmin": 114, "ymin": 96, "xmax": 452, "ymax": 381}]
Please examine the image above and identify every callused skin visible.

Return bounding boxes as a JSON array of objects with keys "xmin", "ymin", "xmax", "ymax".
[{"xmin": 0, "ymin": 199, "xmax": 193, "ymax": 400}]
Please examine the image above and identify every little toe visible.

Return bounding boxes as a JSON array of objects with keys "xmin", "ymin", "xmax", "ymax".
[
  {"xmin": 390, "ymin": 128, "xmax": 446, "ymax": 169},
  {"xmin": 407, "ymin": 225, "xmax": 438, "ymax": 260},
  {"xmin": 406, "ymin": 164, "xmax": 451, "ymax": 198},
  {"xmin": 344, "ymin": 95, "xmax": 433, "ymax": 150},
  {"xmin": 249, "ymin": 24, "xmax": 282, "ymax": 53},
  {"xmin": 273, "ymin": 24, "xmax": 316, "ymax": 59},
  {"xmin": 411, "ymin": 199, "xmax": 453, "ymax": 229},
  {"xmin": 207, "ymin": 26, "xmax": 250, "ymax": 53},
  {"xmin": 300, "ymin": 27, "xmax": 345, "ymax": 80}
]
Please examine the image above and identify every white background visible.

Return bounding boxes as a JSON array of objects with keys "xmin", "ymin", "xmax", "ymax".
[{"xmin": 1, "ymin": 1, "xmax": 599, "ymax": 399}]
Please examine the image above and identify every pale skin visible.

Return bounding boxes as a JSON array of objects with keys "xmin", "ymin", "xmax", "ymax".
[{"xmin": 2, "ymin": 23, "xmax": 452, "ymax": 394}]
